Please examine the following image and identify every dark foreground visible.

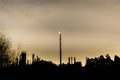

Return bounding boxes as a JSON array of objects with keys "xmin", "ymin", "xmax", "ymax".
[{"xmin": 1, "ymin": 55, "xmax": 120, "ymax": 80}]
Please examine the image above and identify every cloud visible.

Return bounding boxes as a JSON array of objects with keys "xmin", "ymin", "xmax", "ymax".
[
  {"xmin": 1, "ymin": 0, "xmax": 120, "ymax": 65},
  {"xmin": 1, "ymin": 0, "xmax": 120, "ymax": 38},
  {"xmin": 0, "ymin": 0, "xmax": 118, "ymax": 6}
]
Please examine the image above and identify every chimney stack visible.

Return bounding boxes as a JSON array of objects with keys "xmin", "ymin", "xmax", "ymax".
[
  {"xmin": 68, "ymin": 57, "xmax": 70, "ymax": 64},
  {"xmin": 71, "ymin": 57, "xmax": 73, "ymax": 64},
  {"xmin": 74, "ymin": 57, "xmax": 76, "ymax": 64}
]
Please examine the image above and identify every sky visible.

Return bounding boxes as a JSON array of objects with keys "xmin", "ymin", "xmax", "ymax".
[{"xmin": 1, "ymin": 0, "xmax": 120, "ymax": 66}]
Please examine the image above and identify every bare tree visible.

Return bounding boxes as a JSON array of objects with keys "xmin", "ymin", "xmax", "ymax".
[{"xmin": 0, "ymin": 33, "xmax": 12, "ymax": 67}]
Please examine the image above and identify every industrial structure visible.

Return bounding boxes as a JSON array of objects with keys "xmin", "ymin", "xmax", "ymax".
[
  {"xmin": 68, "ymin": 57, "xmax": 76, "ymax": 64},
  {"xmin": 19, "ymin": 51, "xmax": 26, "ymax": 66},
  {"xmin": 59, "ymin": 32, "xmax": 62, "ymax": 65}
]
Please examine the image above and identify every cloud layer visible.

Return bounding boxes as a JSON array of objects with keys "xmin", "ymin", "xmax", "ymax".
[{"xmin": 1, "ymin": 0, "xmax": 120, "ymax": 65}]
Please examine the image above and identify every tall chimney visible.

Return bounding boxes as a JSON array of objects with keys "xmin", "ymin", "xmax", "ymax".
[
  {"xmin": 59, "ymin": 32, "xmax": 62, "ymax": 65},
  {"xmin": 74, "ymin": 57, "xmax": 76, "ymax": 64},
  {"xmin": 68, "ymin": 57, "xmax": 70, "ymax": 64},
  {"xmin": 71, "ymin": 57, "xmax": 73, "ymax": 64}
]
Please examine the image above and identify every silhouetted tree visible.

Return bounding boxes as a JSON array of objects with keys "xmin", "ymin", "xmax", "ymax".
[
  {"xmin": 114, "ymin": 55, "xmax": 120, "ymax": 64},
  {"xmin": 113, "ymin": 55, "xmax": 120, "ymax": 69},
  {"xmin": 105, "ymin": 54, "xmax": 113, "ymax": 66},
  {"xmin": 0, "ymin": 33, "xmax": 13, "ymax": 67}
]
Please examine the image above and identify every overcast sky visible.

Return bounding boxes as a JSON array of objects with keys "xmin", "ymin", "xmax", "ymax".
[{"xmin": 1, "ymin": 0, "xmax": 120, "ymax": 66}]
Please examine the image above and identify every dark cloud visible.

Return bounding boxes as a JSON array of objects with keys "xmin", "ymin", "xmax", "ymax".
[
  {"xmin": 16, "ymin": 0, "xmax": 116, "ymax": 4},
  {"xmin": 0, "ymin": 0, "xmax": 117, "ymax": 6}
]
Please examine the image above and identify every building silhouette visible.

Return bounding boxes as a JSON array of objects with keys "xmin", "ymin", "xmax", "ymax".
[{"xmin": 19, "ymin": 51, "xmax": 26, "ymax": 66}]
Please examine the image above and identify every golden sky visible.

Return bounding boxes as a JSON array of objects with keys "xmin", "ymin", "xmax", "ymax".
[{"xmin": 1, "ymin": 0, "xmax": 120, "ymax": 66}]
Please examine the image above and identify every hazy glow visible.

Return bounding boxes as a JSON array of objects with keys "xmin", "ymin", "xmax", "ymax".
[
  {"xmin": 58, "ymin": 32, "xmax": 61, "ymax": 35},
  {"xmin": 1, "ymin": 0, "xmax": 120, "ymax": 66}
]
